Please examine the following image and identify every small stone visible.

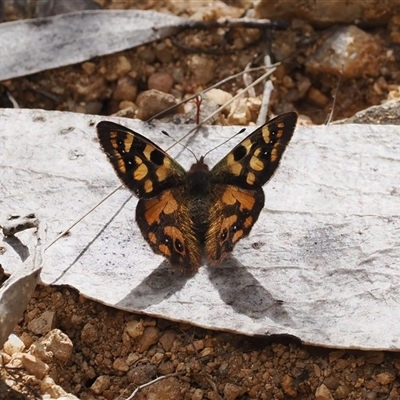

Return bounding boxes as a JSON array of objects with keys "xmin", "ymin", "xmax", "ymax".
[
  {"xmin": 159, "ymin": 330, "xmax": 177, "ymax": 352},
  {"xmin": 115, "ymin": 56, "xmax": 132, "ymax": 77},
  {"xmin": 41, "ymin": 376, "xmax": 68, "ymax": 398},
  {"xmin": 158, "ymin": 360, "xmax": 174, "ymax": 375},
  {"xmin": 112, "ymin": 76, "xmax": 138, "ymax": 102},
  {"xmin": 136, "ymin": 89, "xmax": 177, "ymax": 121},
  {"xmin": 376, "ymin": 371, "xmax": 395, "ymax": 385},
  {"xmin": 142, "ymin": 376, "xmax": 181, "ymax": 399},
  {"xmin": 126, "ymin": 352, "xmax": 140, "ymax": 366},
  {"xmin": 205, "ymin": 88, "xmax": 232, "ymax": 106},
  {"xmin": 91, "ymin": 375, "xmax": 111, "ymax": 394},
  {"xmin": 188, "ymin": 55, "xmax": 216, "ymax": 85},
  {"xmin": 3, "ymin": 334, "xmax": 25, "ymax": 355},
  {"xmin": 27, "ymin": 311, "xmax": 55, "ymax": 335},
  {"xmin": 113, "ymin": 357, "xmax": 129, "ymax": 372},
  {"xmin": 315, "ymin": 384, "xmax": 334, "ymax": 400},
  {"xmin": 148, "ymin": 72, "xmax": 174, "ymax": 93},
  {"xmin": 200, "ymin": 347, "xmax": 214, "ymax": 357},
  {"xmin": 281, "ymin": 374, "xmax": 297, "ymax": 397},
  {"xmin": 21, "ymin": 353, "xmax": 49, "ymax": 379},
  {"xmin": 154, "ymin": 42, "xmax": 173, "ymax": 63},
  {"xmin": 192, "ymin": 388, "xmax": 204, "ymax": 400},
  {"xmin": 323, "ymin": 376, "xmax": 340, "ymax": 390},
  {"xmin": 227, "ymin": 98, "xmax": 251, "ymax": 125},
  {"xmin": 30, "ymin": 329, "xmax": 73, "ymax": 363},
  {"xmin": 335, "ymin": 384, "xmax": 351, "ymax": 399},
  {"xmin": 127, "ymin": 364, "xmax": 157, "ymax": 385},
  {"xmin": 82, "ymin": 61, "xmax": 96, "ymax": 75},
  {"xmin": 307, "ymin": 87, "xmax": 329, "ymax": 108},
  {"xmin": 126, "ymin": 320, "xmax": 145, "ymax": 339},
  {"xmin": 306, "ymin": 25, "xmax": 384, "ymax": 78},
  {"xmin": 81, "ymin": 323, "xmax": 98, "ymax": 344},
  {"xmin": 137, "ymin": 326, "xmax": 160, "ymax": 353},
  {"xmin": 223, "ymin": 382, "xmax": 243, "ymax": 400}
]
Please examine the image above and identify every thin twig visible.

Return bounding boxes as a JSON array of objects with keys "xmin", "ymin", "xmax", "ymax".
[
  {"xmin": 147, "ymin": 65, "xmax": 272, "ymax": 122},
  {"xmin": 45, "ymin": 184, "xmax": 126, "ymax": 251},
  {"xmin": 166, "ymin": 66, "xmax": 277, "ymax": 152},
  {"xmin": 257, "ymin": 54, "xmax": 274, "ymax": 125},
  {"xmin": 125, "ymin": 371, "xmax": 186, "ymax": 400}
]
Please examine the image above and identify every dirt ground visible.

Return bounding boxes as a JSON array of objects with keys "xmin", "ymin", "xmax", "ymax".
[{"xmin": 2, "ymin": 1, "xmax": 400, "ymax": 399}]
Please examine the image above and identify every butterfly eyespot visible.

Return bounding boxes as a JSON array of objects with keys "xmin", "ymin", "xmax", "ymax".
[
  {"xmin": 174, "ymin": 239, "xmax": 184, "ymax": 253},
  {"xmin": 220, "ymin": 229, "xmax": 228, "ymax": 242}
]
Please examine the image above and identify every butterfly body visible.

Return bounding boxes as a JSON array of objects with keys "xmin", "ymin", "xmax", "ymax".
[{"xmin": 97, "ymin": 112, "xmax": 298, "ymax": 274}]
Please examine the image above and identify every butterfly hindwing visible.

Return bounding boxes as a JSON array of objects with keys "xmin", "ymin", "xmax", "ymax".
[
  {"xmin": 205, "ymin": 112, "xmax": 298, "ymax": 263},
  {"xmin": 135, "ymin": 187, "xmax": 201, "ymax": 272}
]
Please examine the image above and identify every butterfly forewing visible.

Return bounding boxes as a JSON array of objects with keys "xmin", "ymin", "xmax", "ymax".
[
  {"xmin": 210, "ymin": 112, "xmax": 298, "ymax": 188},
  {"xmin": 97, "ymin": 121, "xmax": 186, "ymax": 198}
]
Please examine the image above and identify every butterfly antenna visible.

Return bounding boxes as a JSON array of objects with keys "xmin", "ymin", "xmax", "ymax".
[
  {"xmin": 162, "ymin": 130, "xmax": 198, "ymax": 162},
  {"xmin": 202, "ymin": 127, "xmax": 246, "ymax": 160}
]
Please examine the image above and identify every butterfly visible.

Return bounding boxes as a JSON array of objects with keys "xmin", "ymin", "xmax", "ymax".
[{"xmin": 96, "ymin": 112, "xmax": 297, "ymax": 274}]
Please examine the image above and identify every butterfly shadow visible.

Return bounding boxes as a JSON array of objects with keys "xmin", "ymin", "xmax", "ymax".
[
  {"xmin": 207, "ymin": 256, "xmax": 293, "ymax": 326},
  {"xmin": 116, "ymin": 261, "xmax": 192, "ymax": 310}
]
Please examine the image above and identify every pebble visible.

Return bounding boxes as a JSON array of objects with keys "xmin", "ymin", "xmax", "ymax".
[
  {"xmin": 306, "ymin": 25, "xmax": 384, "ymax": 78},
  {"xmin": 227, "ymin": 98, "xmax": 251, "ymax": 125},
  {"xmin": 126, "ymin": 320, "xmax": 145, "ymax": 339},
  {"xmin": 365, "ymin": 351, "xmax": 385, "ymax": 364},
  {"xmin": 137, "ymin": 326, "xmax": 160, "ymax": 353},
  {"xmin": 113, "ymin": 357, "xmax": 129, "ymax": 372},
  {"xmin": 136, "ymin": 89, "xmax": 177, "ymax": 120},
  {"xmin": 21, "ymin": 353, "xmax": 49, "ymax": 379},
  {"xmin": 335, "ymin": 384, "xmax": 351, "ymax": 399},
  {"xmin": 205, "ymin": 88, "xmax": 232, "ymax": 106},
  {"xmin": 30, "ymin": 329, "xmax": 73, "ymax": 363},
  {"xmin": 376, "ymin": 371, "xmax": 395, "ymax": 384},
  {"xmin": 315, "ymin": 383, "xmax": 334, "ymax": 400},
  {"xmin": 159, "ymin": 330, "xmax": 178, "ymax": 352},
  {"xmin": 281, "ymin": 374, "xmax": 297, "ymax": 397},
  {"xmin": 192, "ymin": 388, "xmax": 204, "ymax": 400},
  {"xmin": 81, "ymin": 323, "xmax": 98, "ymax": 344},
  {"xmin": 127, "ymin": 364, "xmax": 157, "ymax": 385},
  {"xmin": 112, "ymin": 76, "xmax": 138, "ymax": 102},
  {"xmin": 91, "ymin": 375, "xmax": 110, "ymax": 394},
  {"xmin": 27, "ymin": 310, "xmax": 55, "ymax": 335},
  {"xmin": 188, "ymin": 55, "xmax": 216, "ymax": 85},
  {"xmin": 3, "ymin": 334, "xmax": 25, "ymax": 355},
  {"xmin": 223, "ymin": 382, "xmax": 243, "ymax": 400},
  {"xmin": 148, "ymin": 72, "xmax": 174, "ymax": 93}
]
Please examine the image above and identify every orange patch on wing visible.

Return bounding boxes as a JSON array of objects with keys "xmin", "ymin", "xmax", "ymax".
[
  {"xmin": 144, "ymin": 179, "xmax": 153, "ymax": 193},
  {"xmin": 232, "ymin": 230, "xmax": 244, "ymax": 243},
  {"xmin": 221, "ymin": 215, "xmax": 238, "ymax": 231},
  {"xmin": 148, "ymin": 232, "xmax": 157, "ymax": 244},
  {"xmin": 116, "ymin": 157, "xmax": 126, "ymax": 174},
  {"xmin": 250, "ymin": 155, "xmax": 263, "ymax": 171},
  {"xmin": 134, "ymin": 163, "xmax": 148, "ymax": 180},
  {"xmin": 246, "ymin": 172, "xmax": 256, "ymax": 185},
  {"xmin": 143, "ymin": 144, "xmax": 154, "ymax": 160},
  {"xmin": 158, "ymin": 244, "xmax": 171, "ymax": 257},
  {"xmin": 244, "ymin": 216, "xmax": 253, "ymax": 228},
  {"xmin": 156, "ymin": 158, "xmax": 171, "ymax": 182},
  {"xmin": 143, "ymin": 192, "xmax": 178, "ymax": 225},
  {"xmin": 222, "ymin": 187, "xmax": 256, "ymax": 210}
]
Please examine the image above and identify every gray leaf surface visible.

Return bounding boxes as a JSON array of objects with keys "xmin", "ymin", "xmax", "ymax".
[{"xmin": 1, "ymin": 108, "xmax": 400, "ymax": 350}]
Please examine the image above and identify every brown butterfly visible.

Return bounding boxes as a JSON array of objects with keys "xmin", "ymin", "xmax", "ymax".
[{"xmin": 97, "ymin": 112, "xmax": 297, "ymax": 273}]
